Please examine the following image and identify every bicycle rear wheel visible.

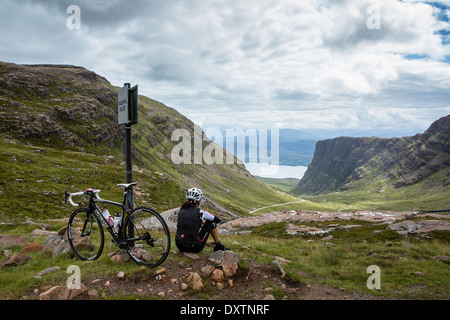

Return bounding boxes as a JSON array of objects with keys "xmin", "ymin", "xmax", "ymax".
[
  {"xmin": 68, "ymin": 208, "xmax": 104, "ymax": 261},
  {"xmin": 123, "ymin": 207, "xmax": 171, "ymax": 268}
]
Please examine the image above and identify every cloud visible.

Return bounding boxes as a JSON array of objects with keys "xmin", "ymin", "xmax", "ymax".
[{"xmin": 0, "ymin": 0, "xmax": 449, "ymax": 133}]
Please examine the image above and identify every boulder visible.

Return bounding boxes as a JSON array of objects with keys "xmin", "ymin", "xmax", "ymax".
[
  {"xmin": 43, "ymin": 227, "xmax": 94, "ymax": 257},
  {"xmin": 38, "ymin": 284, "xmax": 88, "ymax": 300},
  {"xmin": 209, "ymin": 250, "xmax": 241, "ymax": 278},
  {"xmin": 19, "ymin": 242, "xmax": 43, "ymax": 255},
  {"xmin": 186, "ymin": 272, "xmax": 204, "ymax": 291},
  {"xmin": 0, "ymin": 253, "xmax": 31, "ymax": 269},
  {"xmin": 387, "ymin": 220, "xmax": 450, "ymax": 234}
]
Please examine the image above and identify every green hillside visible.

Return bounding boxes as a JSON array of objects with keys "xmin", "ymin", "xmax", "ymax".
[
  {"xmin": 293, "ymin": 116, "xmax": 450, "ymax": 211},
  {"xmin": 0, "ymin": 61, "xmax": 296, "ymax": 221}
]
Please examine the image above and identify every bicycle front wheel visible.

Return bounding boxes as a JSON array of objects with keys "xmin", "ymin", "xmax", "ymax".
[
  {"xmin": 67, "ymin": 208, "xmax": 104, "ymax": 261},
  {"xmin": 123, "ymin": 207, "xmax": 171, "ymax": 268}
]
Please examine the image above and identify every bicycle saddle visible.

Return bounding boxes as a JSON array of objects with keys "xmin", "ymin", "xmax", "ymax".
[{"xmin": 117, "ymin": 182, "xmax": 138, "ymax": 189}]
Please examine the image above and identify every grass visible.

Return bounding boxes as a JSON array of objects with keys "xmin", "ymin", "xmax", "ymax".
[
  {"xmin": 0, "ymin": 215, "xmax": 449, "ymax": 300},
  {"xmin": 223, "ymin": 219, "xmax": 449, "ymax": 300},
  {"xmin": 254, "ymin": 176, "xmax": 300, "ymax": 193}
]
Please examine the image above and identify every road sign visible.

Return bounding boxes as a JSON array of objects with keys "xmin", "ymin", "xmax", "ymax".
[
  {"xmin": 118, "ymin": 86, "xmax": 129, "ymax": 125},
  {"xmin": 117, "ymin": 84, "xmax": 138, "ymax": 126}
]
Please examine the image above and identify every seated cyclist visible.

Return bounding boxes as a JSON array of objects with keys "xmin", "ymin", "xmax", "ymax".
[{"xmin": 175, "ymin": 187, "xmax": 229, "ymax": 253}]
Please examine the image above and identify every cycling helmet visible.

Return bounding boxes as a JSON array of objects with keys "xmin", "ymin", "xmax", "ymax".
[{"xmin": 186, "ymin": 187, "xmax": 203, "ymax": 202}]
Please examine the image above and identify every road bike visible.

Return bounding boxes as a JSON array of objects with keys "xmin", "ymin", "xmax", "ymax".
[{"xmin": 64, "ymin": 182, "xmax": 170, "ymax": 268}]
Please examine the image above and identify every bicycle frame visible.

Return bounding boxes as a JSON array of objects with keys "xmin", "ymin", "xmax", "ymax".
[
  {"xmin": 67, "ymin": 189, "xmax": 133, "ymax": 245},
  {"xmin": 91, "ymin": 196, "xmax": 128, "ymax": 239}
]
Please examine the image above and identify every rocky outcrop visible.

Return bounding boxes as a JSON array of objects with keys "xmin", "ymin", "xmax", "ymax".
[
  {"xmin": 293, "ymin": 115, "xmax": 450, "ymax": 195},
  {"xmin": 387, "ymin": 220, "xmax": 450, "ymax": 235},
  {"xmin": 43, "ymin": 226, "xmax": 93, "ymax": 258}
]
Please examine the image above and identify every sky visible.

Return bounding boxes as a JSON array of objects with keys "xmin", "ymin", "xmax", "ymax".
[{"xmin": 1, "ymin": 0, "xmax": 450, "ymax": 135}]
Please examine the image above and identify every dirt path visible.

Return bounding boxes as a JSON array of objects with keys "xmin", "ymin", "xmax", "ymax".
[
  {"xmin": 160, "ymin": 208, "xmax": 178, "ymax": 232},
  {"xmin": 248, "ymin": 200, "xmax": 305, "ymax": 214}
]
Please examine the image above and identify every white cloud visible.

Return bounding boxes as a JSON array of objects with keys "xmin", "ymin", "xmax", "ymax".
[{"xmin": 0, "ymin": 0, "xmax": 449, "ymax": 134}]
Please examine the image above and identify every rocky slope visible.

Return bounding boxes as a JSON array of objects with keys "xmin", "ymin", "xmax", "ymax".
[
  {"xmin": 293, "ymin": 115, "xmax": 450, "ymax": 196},
  {"xmin": 0, "ymin": 61, "xmax": 293, "ymax": 218}
]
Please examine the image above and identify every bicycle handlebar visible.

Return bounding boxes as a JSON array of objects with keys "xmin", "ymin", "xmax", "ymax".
[{"xmin": 65, "ymin": 189, "xmax": 101, "ymax": 207}]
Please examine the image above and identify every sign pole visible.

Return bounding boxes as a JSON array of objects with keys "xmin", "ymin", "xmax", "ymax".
[
  {"xmin": 118, "ymin": 82, "xmax": 139, "ymax": 246},
  {"xmin": 123, "ymin": 83, "xmax": 133, "ymax": 205}
]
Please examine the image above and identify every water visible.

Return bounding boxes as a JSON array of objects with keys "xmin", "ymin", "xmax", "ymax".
[{"xmin": 244, "ymin": 163, "xmax": 308, "ymax": 179}]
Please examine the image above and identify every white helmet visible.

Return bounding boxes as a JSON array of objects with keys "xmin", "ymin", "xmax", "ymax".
[{"xmin": 186, "ymin": 187, "xmax": 203, "ymax": 202}]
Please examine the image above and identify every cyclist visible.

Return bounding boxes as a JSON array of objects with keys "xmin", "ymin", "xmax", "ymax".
[{"xmin": 175, "ymin": 187, "xmax": 229, "ymax": 253}]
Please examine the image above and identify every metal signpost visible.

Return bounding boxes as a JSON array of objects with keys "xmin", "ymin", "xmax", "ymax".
[{"xmin": 118, "ymin": 83, "xmax": 139, "ymax": 243}]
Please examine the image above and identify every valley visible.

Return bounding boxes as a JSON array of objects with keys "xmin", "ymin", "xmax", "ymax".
[{"xmin": 0, "ymin": 61, "xmax": 448, "ymax": 301}]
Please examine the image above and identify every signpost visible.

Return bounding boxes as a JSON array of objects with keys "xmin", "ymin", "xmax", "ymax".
[
  {"xmin": 118, "ymin": 83, "xmax": 139, "ymax": 244},
  {"xmin": 118, "ymin": 83, "xmax": 138, "ymax": 126}
]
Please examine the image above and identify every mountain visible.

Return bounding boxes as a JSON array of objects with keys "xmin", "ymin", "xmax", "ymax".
[
  {"xmin": 0, "ymin": 61, "xmax": 295, "ymax": 219},
  {"xmin": 293, "ymin": 115, "xmax": 450, "ymax": 199}
]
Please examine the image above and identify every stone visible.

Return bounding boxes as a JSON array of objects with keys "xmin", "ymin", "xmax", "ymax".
[
  {"xmin": 31, "ymin": 229, "xmax": 57, "ymax": 237},
  {"xmin": 88, "ymin": 289, "xmax": 99, "ymax": 300},
  {"xmin": 264, "ymin": 294, "xmax": 275, "ymax": 300},
  {"xmin": 221, "ymin": 251, "xmax": 240, "ymax": 277},
  {"xmin": 272, "ymin": 260, "xmax": 286, "ymax": 279},
  {"xmin": 38, "ymin": 284, "xmax": 87, "ymax": 300},
  {"xmin": 275, "ymin": 256, "xmax": 291, "ymax": 264},
  {"xmin": 0, "ymin": 253, "xmax": 31, "ymax": 269},
  {"xmin": 433, "ymin": 255, "xmax": 449, "ymax": 263},
  {"xmin": 111, "ymin": 255, "xmax": 123, "ymax": 264},
  {"xmin": 2, "ymin": 250, "xmax": 11, "ymax": 257},
  {"xmin": 181, "ymin": 283, "xmax": 188, "ymax": 290},
  {"xmin": 68, "ymin": 283, "xmax": 88, "ymax": 300},
  {"xmin": 35, "ymin": 266, "xmax": 61, "ymax": 278},
  {"xmin": 43, "ymin": 227, "xmax": 94, "ymax": 258},
  {"xmin": 285, "ymin": 287, "xmax": 297, "ymax": 294},
  {"xmin": 186, "ymin": 272, "xmax": 204, "ymax": 291},
  {"xmin": 209, "ymin": 250, "xmax": 241, "ymax": 278},
  {"xmin": 19, "ymin": 242, "xmax": 44, "ymax": 255},
  {"xmin": 216, "ymin": 282, "xmax": 224, "ymax": 290},
  {"xmin": 117, "ymin": 271, "xmax": 125, "ymax": 279},
  {"xmin": 0, "ymin": 235, "xmax": 29, "ymax": 249},
  {"xmin": 210, "ymin": 269, "xmax": 224, "ymax": 283},
  {"xmin": 387, "ymin": 220, "xmax": 450, "ymax": 234},
  {"xmin": 182, "ymin": 252, "xmax": 200, "ymax": 260},
  {"xmin": 155, "ymin": 267, "xmax": 166, "ymax": 275},
  {"xmin": 111, "ymin": 249, "xmax": 131, "ymax": 262},
  {"xmin": 200, "ymin": 265, "xmax": 215, "ymax": 277},
  {"xmin": 39, "ymin": 286, "xmax": 70, "ymax": 300}
]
